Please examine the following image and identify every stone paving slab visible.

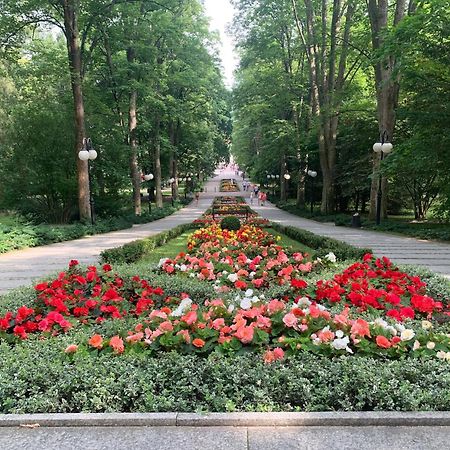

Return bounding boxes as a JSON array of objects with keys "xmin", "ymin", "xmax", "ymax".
[
  {"xmin": 0, "ymin": 426, "xmax": 247, "ymax": 450},
  {"xmin": 248, "ymin": 426, "xmax": 450, "ymax": 450},
  {"xmin": 0, "ymin": 424, "xmax": 448, "ymax": 450}
]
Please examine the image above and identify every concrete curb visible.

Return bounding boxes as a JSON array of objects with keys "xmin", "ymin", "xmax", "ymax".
[{"xmin": 1, "ymin": 412, "xmax": 450, "ymax": 428}]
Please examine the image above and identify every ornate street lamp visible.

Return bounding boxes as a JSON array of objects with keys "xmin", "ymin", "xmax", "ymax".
[
  {"xmin": 143, "ymin": 172, "xmax": 154, "ymax": 213},
  {"xmin": 307, "ymin": 170, "xmax": 318, "ymax": 214},
  {"xmin": 78, "ymin": 138, "xmax": 97, "ymax": 225},
  {"xmin": 373, "ymin": 131, "xmax": 393, "ymax": 225}
]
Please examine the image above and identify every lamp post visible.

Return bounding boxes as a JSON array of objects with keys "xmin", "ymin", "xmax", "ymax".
[
  {"xmin": 143, "ymin": 173, "xmax": 154, "ymax": 213},
  {"xmin": 283, "ymin": 173, "xmax": 291, "ymax": 200},
  {"xmin": 78, "ymin": 138, "xmax": 97, "ymax": 225},
  {"xmin": 307, "ymin": 170, "xmax": 318, "ymax": 214},
  {"xmin": 373, "ymin": 131, "xmax": 393, "ymax": 225},
  {"xmin": 169, "ymin": 177, "xmax": 175, "ymax": 206}
]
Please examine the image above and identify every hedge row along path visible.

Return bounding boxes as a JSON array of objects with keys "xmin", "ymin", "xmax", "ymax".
[{"xmin": 1, "ymin": 167, "xmax": 449, "ymax": 295}]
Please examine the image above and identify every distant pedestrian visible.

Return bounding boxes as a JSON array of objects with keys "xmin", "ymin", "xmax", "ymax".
[
  {"xmin": 195, "ymin": 191, "xmax": 200, "ymax": 205},
  {"xmin": 250, "ymin": 191, "xmax": 254, "ymax": 205},
  {"xmin": 260, "ymin": 191, "xmax": 267, "ymax": 206}
]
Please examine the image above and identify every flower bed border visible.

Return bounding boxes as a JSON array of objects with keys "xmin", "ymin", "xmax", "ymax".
[
  {"xmin": 2, "ymin": 411, "xmax": 450, "ymax": 427},
  {"xmin": 270, "ymin": 222, "xmax": 372, "ymax": 260}
]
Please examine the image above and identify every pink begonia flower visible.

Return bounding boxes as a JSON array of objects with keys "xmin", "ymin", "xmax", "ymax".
[
  {"xmin": 282, "ymin": 313, "xmax": 298, "ymax": 328},
  {"xmin": 273, "ymin": 347, "xmax": 285, "ymax": 360},
  {"xmin": 267, "ymin": 299, "xmax": 286, "ymax": 314},
  {"xmin": 159, "ymin": 321, "xmax": 174, "ymax": 332},
  {"xmin": 234, "ymin": 325, "xmax": 254, "ymax": 344}
]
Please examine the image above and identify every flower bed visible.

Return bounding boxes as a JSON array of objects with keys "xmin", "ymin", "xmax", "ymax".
[
  {"xmin": 2, "ymin": 224, "xmax": 449, "ymax": 364},
  {"xmin": 220, "ymin": 179, "xmax": 240, "ymax": 192},
  {"xmin": 193, "ymin": 196, "xmax": 269, "ymax": 226}
]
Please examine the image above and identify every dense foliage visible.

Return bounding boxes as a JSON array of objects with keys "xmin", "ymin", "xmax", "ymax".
[
  {"xmin": 231, "ymin": 0, "xmax": 450, "ymax": 222},
  {"xmin": 0, "ymin": 1, "xmax": 231, "ymax": 222},
  {"xmin": 0, "ymin": 203, "xmax": 186, "ymax": 254}
]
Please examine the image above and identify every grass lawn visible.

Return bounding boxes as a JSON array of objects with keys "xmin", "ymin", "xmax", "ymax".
[
  {"xmin": 266, "ymin": 227, "xmax": 315, "ymax": 256},
  {"xmin": 140, "ymin": 231, "xmax": 193, "ymax": 264}
]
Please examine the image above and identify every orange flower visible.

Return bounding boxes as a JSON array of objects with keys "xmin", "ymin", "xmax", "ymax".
[
  {"xmin": 64, "ymin": 344, "xmax": 78, "ymax": 354},
  {"xmin": 89, "ymin": 334, "xmax": 103, "ymax": 349},
  {"xmin": 350, "ymin": 319, "xmax": 371, "ymax": 338},
  {"xmin": 109, "ymin": 335, "xmax": 124, "ymax": 354},
  {"xmin": 376, "ymin": 335, "xmax": 391, "ymax": 349},
  {"xmin": 192, "ymin": 338, "xmax": 205, "ymax": 348}
]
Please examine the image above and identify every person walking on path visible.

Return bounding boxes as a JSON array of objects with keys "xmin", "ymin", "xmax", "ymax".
[
  {"xmin": 260, "ymin": 191, "xmax": 267, "ymax": 206},
  {"xmin": 250, "ymin": 190, "xmax": 254, "ymax": 205},
  {"xmin": 195, "ymin": 191, "xmax": 200, "ymax": 205}
]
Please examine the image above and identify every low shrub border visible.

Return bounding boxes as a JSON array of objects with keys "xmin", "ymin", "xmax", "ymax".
[
  {"xmin": 0, "ymin": 201, "xmax": 189, "ymax": 254},
  {"xmin": 1, "ymin": 349, "xmax": 450, "ymax": 413},
  {"xmin": 100, "ymin": 222, "xmax": 199, "ymax": 264},
  {"xmin": 269, "ymin": 222, "xmax": 372, "ymax": 260}
]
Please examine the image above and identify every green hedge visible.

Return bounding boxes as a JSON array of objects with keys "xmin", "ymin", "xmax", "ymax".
[
  {"xmin": 1, "ymin": 344, "xmax": 450, "ymax": 413},
  {"xmin": 0, "ymin": 202, "xmax": 190, "ymax": 254},
  {"xmin": 270, "ymin": 222, "xmax": 372, "ymax": 260},
  {"xmin": 100, "ymin": 223, "xmax": 199, "ymax": 264}
]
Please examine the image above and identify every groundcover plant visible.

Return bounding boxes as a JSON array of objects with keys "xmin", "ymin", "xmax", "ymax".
[{"xmin": 1, "ymin": 224, "xmax": 449, "ymax": 364}]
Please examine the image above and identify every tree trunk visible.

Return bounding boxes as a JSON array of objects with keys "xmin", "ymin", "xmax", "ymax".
[
  {"xmin": 280, "ymin": 154, "xmax": 287, "ymax": 202},
  {"xmin": 296, "ymin": 169, "xmax": 306, "ymax": 207},
  {"xmin": 154, "ymin": 115, "xmax": 163, "ymax": 208},
  {"xmin": 367, "ymin": 0, "xmax": 408, "ymax": 220},
  {"xmin": 169, "ymin": 120, "xmax": 179, "ymax": 201},
  {"xmin": 62, "ymin": 0, "xmax": 90, "ymax": 222},
  {"xmin": 127, "ymin": 47, "xmax": 142, "ymax": 216}
]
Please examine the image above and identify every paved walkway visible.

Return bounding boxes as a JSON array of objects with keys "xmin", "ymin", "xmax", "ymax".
[
  {"xmin": 0, "ymin": 177, "xmax": 223, "ymax": 294},
  {"xmin": 241, "ymin": 183, "xmax": 450, "ymax": 279},
  {"xmin": 1, "ymin": 424, "xmax": 448, "ymax": 450},
  {"xmin": 1, "ymin": 168, "xmax": 449, "ymax": 295}
]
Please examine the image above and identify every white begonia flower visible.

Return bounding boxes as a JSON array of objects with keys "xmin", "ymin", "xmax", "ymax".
[
  {"xmin": 324, "ymin": 252, "xmax": 337, "ymax": 263},
  {"xmin": 240, "ymin": 298, "xmax": 252, "ymax": 310},
  {"xmin": 335, "ymin": 330, "xmax": 344, "ymax": 339},
  {"xmin": 437, "ymin": 351, "xmax": 446, "ymax": 360},
  {"xmin": 386, "ymin": 326, "xmax": 397, "ymax": 336},
  {"xmin": 158, "ymin": 258, "xmax": 170, "ymax": 267},
  {"xmin": 245, "ymin": 289, "xmax": 254, "ymax": 298},
  {"xmin": 426, "ymin": 341, "xmax": 436, "ymax": 350},
  {"xmin": 249, "ymin": 272, "xmax": 256, "ymax": 279},
  {"xmin": 189, "ymin": 273, "xmax": 195, "ymax": 278},
  {"xmin": 222, "ymin": 270, "xmax": 229, "ymax": 275},
  {"xmin": 179, "ymin": 264, "xmax": 187, "ymax": 272},
  {"xmin": 331, "ymin": 336, "xmax": 353, "ymax": 354},
  {"xmin": 446, "ymin": 352, "xmax": 450, "ymax": 362},
  {"xmin": 317, "ymin": 304, "xmax": 327, "ymax": 311},
  {"xmin": 251, "ymin": 296, "xmax": 259, "ymax": 303},
  {"xmin": 297, "ymin": 297, "xmax": 311, "ymax": 307},
  {"xmin": 228, "ymin": 304, "xmax": 235, "ymax": 313},
  {"xmin": 413, "ymin": 340, "xmax": 421, "ymax": 351},
  {"xmin": 259, "ymin": 294, "xmax": 265, "ymax": 300},
  {"xmin": 227, "ymin": 273, "xmax": 238, "ymax": 283},
  {"xmin": 422, "ymin": 320, "xmax": 433, "ymax": 330},
  {"xmin": 170, "ymin": 297, "xmax": 193, "ymax": 317},
  {"xmin": 395, "ymin": 323, "xmax": 406, "ymax": 332},
  {"xmin": 374, "ymin": 318, "xmax": 388, "ymax": 328},
  {"xmin": 246, "ymin": 258, "xmax": 252, "ymax": 264},
  {"xmin": 400, "ymin": 329, "xmax": 415, "ymax": 341}
]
